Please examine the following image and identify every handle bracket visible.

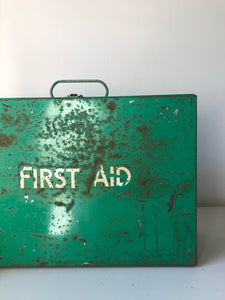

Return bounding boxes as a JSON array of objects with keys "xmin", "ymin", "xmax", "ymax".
[{"xmin": 50, "ymin": 79, "xmax": 109, "ymax": 98}]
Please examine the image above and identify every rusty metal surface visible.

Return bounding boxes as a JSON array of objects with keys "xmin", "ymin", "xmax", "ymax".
[{"xmin": 0, "ymin": 94, "xmax": 197, "ymax": 266}]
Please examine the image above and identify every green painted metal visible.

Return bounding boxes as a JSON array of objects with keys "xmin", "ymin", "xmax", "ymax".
[{"xmin": 0, "ymin": 94, "xmax": 197, "ymax": 267}]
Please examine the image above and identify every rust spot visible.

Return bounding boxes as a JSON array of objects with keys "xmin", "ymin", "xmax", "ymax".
[
  {"xmin": 0, "ymin": 133, "xmax": 17, "ymax": 147},
  {"xmin": 79, "ymin": 238, "xmax": 86, "ymax": 243},
  {"xmin": 54, "ymin": 201, "xmax": 66, "ymax": 207},
  {"xmin": 40, "ymin": 261, "xmax": 48, "ymax": 266},
  {"xmin": 54, "ymin": 200, "xmax": 74, "ymax": 212},
  {"xmin": 109, "ymin": 153, "xmax": 123, "ymax": 159},
  {"xmin": 72, "ymin": 233, "xmax": 86, "ymax": 243},
  {"xmin": 140, "ymin": 180, "xmax": 147, "ymax": 186},
  {"xmin": 107, "ymin": 101, "xmax": 116, "ymax": 112},
  {"xmin": 12, "ymin": 234, "xmax": 17, "ymax": 238},
  {"xmin": 36, "ymin": 188, "xmax": 44, "ymax": 194},
  {"xmin": 140, "ymin": 200, "xmax": 146, "ymax": 211},
  {"xmin": 176, "ymin": 180, "xmax": 192, "ymax": 193},
  {"xmin": 66, "ymin": 200, "xmax": 75, "ymax": 212},
  {"xmin": 0, "ymin": 257, "xmax": 3, "ymax": 260},
  {"xmin": 109, "ymin": 140, "xmax": 116, "ymax": 148},
  {"xmin": 154, "ymin": 192, "xmax": 168, "ymax": 200},
  {"xmin": 1, "ymin": 103, "xmax": 12, "ymax": 108},
  {"xmin": 52, "ymin": 121, "xmax": 57, "ymax": 135},
  {"xmin": 136, "ymin": 125, "xmax": 148, "ymax": 135},
  {"xmin": 72, "ymin": 234, "xmax": 78, "ymax": 241},
  {"xmin": 139, "ymin": 232, "xmax": 143, "ymax": 238},
  {"xmin": 116, "ymin": 189, "xmax": 132, "ymax": 199},
  {"xmin": 103, "ymin": 232, "xmax": 129, "ymax": 237},
  {"xmin": 161, "ymin": 106, "xmax": 168, "ymax": 111},
  {"xmin": 1, "ymin": 188, "xmax": 7, "ymax": 195},
  {"xmin": 167, "ymin": 191, "xmax": 184, "ymax": 212},
  {"xmin": 167, "ymin": 191, "xmax": 176, "ymax": 212},
  {"xmin": 27, "ymin": 233, "xmax": 42, "ymax": 238},
  {"xmin": 26, "ymin": 233, "xmax": 55, "ymax": 240}
]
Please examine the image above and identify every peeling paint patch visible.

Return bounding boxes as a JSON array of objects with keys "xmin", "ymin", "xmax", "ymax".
[{"xmin": 173, "ymin": 109, "xmax": 179, "ymax": 116}]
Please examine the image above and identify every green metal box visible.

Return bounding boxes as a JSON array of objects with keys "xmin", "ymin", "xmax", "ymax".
[{"xmin": 0, "ymin": 84, "xmax": 197, "ymax": 267}]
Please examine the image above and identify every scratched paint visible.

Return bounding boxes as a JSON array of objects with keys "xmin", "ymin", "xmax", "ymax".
[{"xmin": 0, "ymin": 95, "xmax": 197, "ymax": 266}]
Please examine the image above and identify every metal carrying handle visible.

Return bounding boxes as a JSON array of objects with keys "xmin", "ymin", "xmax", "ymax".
[{"xmin": 50, "ymin": 79, "xmax": 109, "ymax": 98}]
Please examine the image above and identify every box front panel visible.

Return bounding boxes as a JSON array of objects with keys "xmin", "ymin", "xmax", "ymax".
[{"xmin": 0, "ymin": 95, "xmax": 196, "ymax": 266}]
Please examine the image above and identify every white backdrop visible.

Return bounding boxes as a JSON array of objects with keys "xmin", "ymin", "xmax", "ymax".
[{"xmin": 0, "ymin": 0, "xmax": 225, "ymax": 206}]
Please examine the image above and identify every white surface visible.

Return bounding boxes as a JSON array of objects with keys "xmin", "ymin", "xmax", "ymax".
[
  {"xmin": 0, "ymin": 0, "xmax": 225, "ymax": 205},
  {"xmin": 0, "ymin": 207, "xmax": 224, "ymax": 300}
]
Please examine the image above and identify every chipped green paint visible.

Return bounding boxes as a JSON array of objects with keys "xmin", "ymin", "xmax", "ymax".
[{"xmin": 0, "ymin": 94, "xmax": 197, "ymax": 266}]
